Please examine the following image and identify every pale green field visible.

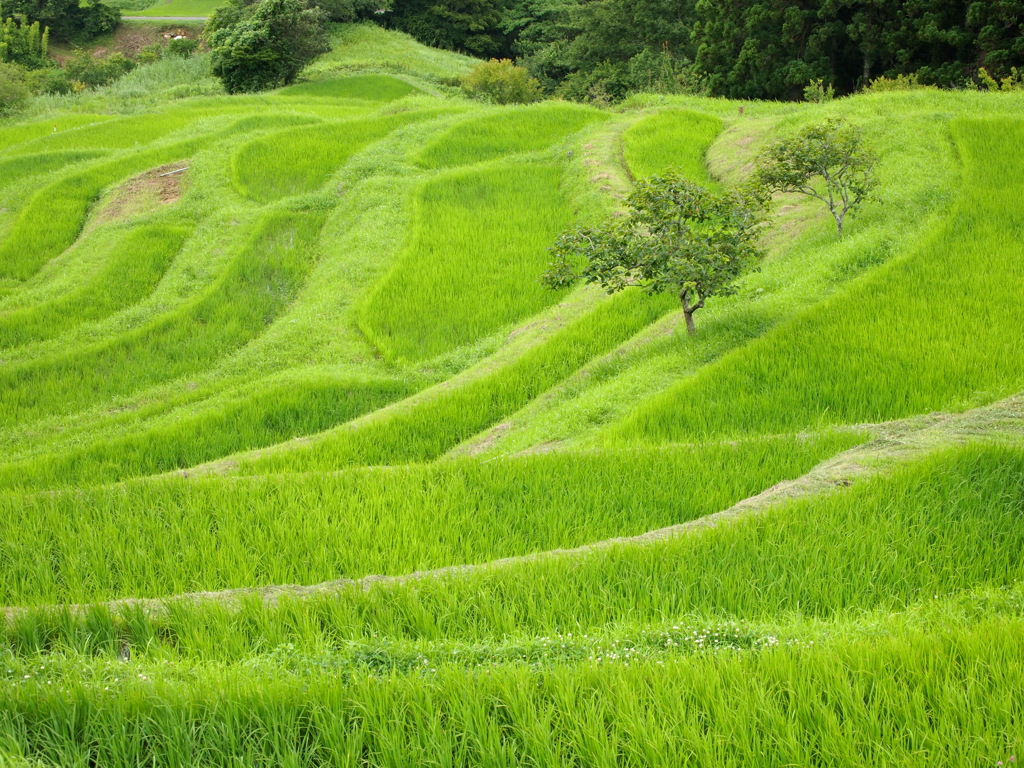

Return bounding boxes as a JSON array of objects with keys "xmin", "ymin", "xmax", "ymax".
[{"xmin": 1, "ymin": 22, "xmax": 1023, "ymax": 767}]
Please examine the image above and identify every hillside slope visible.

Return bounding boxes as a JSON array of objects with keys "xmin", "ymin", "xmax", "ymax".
[{"xmin": 1, "ymin": 25, "xmax": 1024, "ymax": 766}]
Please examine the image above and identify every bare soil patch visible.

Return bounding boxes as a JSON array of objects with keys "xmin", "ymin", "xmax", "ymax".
[{"xmin": 95, "ymin": 161, "xmax": 189, "ymax": 225}]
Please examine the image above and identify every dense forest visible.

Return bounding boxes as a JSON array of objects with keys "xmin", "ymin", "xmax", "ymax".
[{"xmin": 382, "ymin": 0, "xmax": 1024, "ymax": 100}]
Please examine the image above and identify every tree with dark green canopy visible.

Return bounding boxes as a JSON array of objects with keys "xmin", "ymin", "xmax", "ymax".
[{"xmin": 208, "ymin": 0, "xmax": 330, "ymax": 94}]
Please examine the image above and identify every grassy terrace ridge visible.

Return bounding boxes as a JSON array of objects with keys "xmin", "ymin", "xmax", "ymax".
[{"xmin": 1, "ymin": 21, "xmax": 1024, "ymax": 767}]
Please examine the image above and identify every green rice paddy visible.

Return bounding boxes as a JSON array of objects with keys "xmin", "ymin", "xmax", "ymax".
[{"xmin": 1, "ymin": 22, "xmax": 1023, "ymax": 766}]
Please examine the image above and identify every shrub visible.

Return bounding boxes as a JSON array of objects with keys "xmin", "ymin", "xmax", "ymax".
[
  {"xmin": 978, "ymin": 66, "xmax": 1022, "ymax": 92},
  {"xmin": 166, "ymin": 35, "xmax": 198, "ymax": 58},
  {"xmin": 136, "ymin": 42, "xmax": 163, "ymax": 65},
  {"xmin": 64, "ymin": 50, "xmax": 135, "ymax": 88},
  {"xmin": 803, "ymin": 78, "xmax": 835, "ymax": 102},
  {"xmin": 863, "ymin": 73, "xmax": 934, "ymax": 93},
  {"xmin": 0, "ymin": 59, "xmax": 29, "ymax": 115},
  {"xmin": 461, "ymin": 58, "xmax": 542, "ymax": 105},
  {"xmin": 22, "ymin": 62, "xmax": 70, "ymax": 93}
]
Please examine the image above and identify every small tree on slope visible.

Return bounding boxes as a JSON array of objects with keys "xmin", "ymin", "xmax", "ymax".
[
  {"xmin": 542, "ymin": 172, "xmax": 765, "ymax": 335},
  {"xmin": 753, "ymin": 118, "xmax": 878, "ymax": 236}
]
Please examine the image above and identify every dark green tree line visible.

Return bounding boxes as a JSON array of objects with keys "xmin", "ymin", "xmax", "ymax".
[{"xmin": 381, "ymin": 0, "xmax": 1022, "ymax": 101}]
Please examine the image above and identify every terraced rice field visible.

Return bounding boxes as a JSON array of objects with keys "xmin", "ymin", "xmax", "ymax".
[{"xmin": 1, "ymin": 22, "xmax": 1024, "ymax": 766}]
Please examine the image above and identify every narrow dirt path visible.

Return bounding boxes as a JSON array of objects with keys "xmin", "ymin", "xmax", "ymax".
[{"xmin": 6, "ymin": 393, "xmax": 1021, "ymax": 621}]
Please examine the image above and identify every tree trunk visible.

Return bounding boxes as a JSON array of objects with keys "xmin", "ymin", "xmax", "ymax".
[
  {"xmin": 681, "ymin": 292, "xmax": 697, "ymax": 336},
  {"xmin": 683, "ymin": 310, "xmax": 696, "ymax": 335}
]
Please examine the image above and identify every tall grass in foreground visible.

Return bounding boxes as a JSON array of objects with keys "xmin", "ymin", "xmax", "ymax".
[
  {"xmin": 3, "ymin": 440, "xmax": 1024, "ymax": 765},
  {"xmin": 358, "ymin": 164, "xmax": 573, "ymax": 363},
  {"xmin": 0, "ymin": 224, "xmax": 189, "ymax": 348},
  {"xmin": 27, "ymin": 441, "xmax": 1014, "ymax": 654},
  {"xmin": 0, "ymin": 433, "xmax": 856, "ymax": 605},
  {"xmin": 244, "ymin": 290, "xmax": 676, "ymax": 474},
  {"xmin": 230, "ymin": 110, "xmax": 441, "ymax": 203},
  {"xmin": 621, "ymin": 109, "xmax": 723, "ymax": 183},
  {"xmin": 0, "ymin": 375, "xmax": 416, "ymax": 491},
  {"xmin": 415, "ymin": 102, "xmax": 607, "ymax": 168},
  {"xmin": 2, "ymin": 620, "xmax": 1022, "ymax": 767},
  {"xmin": 0, "ymin": 210, "xmax": 323, "ymax": 429},
  {"xmin": 615, "ymin": 117, "xmax": 1024, "ymax": 442},
  {"xmin": 276, "ymin": 74, "xmax": 420, "ymax": 101}
]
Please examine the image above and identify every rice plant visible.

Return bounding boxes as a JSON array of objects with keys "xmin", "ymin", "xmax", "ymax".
[
  {"xmin": 230, "ymin": 110, "xmax": 444, "ymax": 202},
  {"xmin": 276, "ymin": 74, "xmax": 420, "ymax": 101},
  {"xmin": 415, "ymin": 101, "xmax": 608, "ymax": 168},
  {"xmin": 0, "ymin": 374, "xmax": 417, "ymax": 489},
  {"xmin": 358, "ymin": 163, "xmax": 575, "ymax": 363},
  {"xmin": 0, "ymin": 210, "xmax": 323, "ymax": 428},
  {"xmin": 0, "ymin": 432, "xmax": 858, "ymax": 606},
  {"xmin": 0, "ymin": 224, "xmax": 189, "ymax": 348},
  {"xmin": 621, "ymin": 109, "xmax": 723, "ymax": 183},
  {"xmin": 615, "ymin": 118, "xmax": 1024, "ymax": 442}
]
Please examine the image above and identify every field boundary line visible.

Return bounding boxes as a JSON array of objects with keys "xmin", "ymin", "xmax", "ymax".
[{"xmin": 5, "ymin": 392, "xmax": 1022, "ymax": 621}]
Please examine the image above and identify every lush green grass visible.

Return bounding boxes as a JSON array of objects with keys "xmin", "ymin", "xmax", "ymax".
[
  {"xmin": 614, "ymin": 118, "xmax": 1024, "ymax": 442},
  {"xmin": 243, "ymin": 289, "xmax": 676, "ymax": 474},
  {"xmin": 2, "ymin": 619, "xmax": 1023, "ymax": 767},
  {"xmin": 0, "ymin": 150, "xmax": 106, "ymax": 189},
  {"xmin": 0, "ymin": 211, "xmax": 323, "ymax": 429},
  {"xmin": 415, "ymin": 102, "xmax": 608, "ymax": 168},
  {"xmin": 203, "ymin": 443, "xmax": 1024, "ymax": 643},
  {"xmin": 0, "ymin": 432, "xmax": 857, "ymax": 606},
  {"xmin": 305, "ymin": 22, "xmax": 476, "ymax": 82},
  {"xmin": 0, "ymin": 375, "xmax": 417, "ymax": 490},
  {"xmin": 277, "ymin": 74, "xmax": 420, "ymax": 101},
  {"xmin": 0, "ymin": 112, "xmax": 315, "ymax": 282},
  {"xmin": 0, "ymin": 114, "xmax": 113, "ymax": 152},
  {"xmin": 2, "ymin": 443, "xmax": 1024, "ymax": 765},
  {"xmin": 230, "ymin": 110, "xmax": 441, "ymax": 203},
  {"xmin": 2, "ymin": 27, "xmax": 1023, "ymax": 766},
  {"xmin": 131, "ymin": 0, "xmax": 223, "ymax": 16},
  {"xmin": 0, "ymin": 224, "xmax": 188, "ymax": 349},
  {"xmin": 622, "ymin": 109, "xmax": 723, "ymax": 183},
  {"xmin": 358, "ymin": 163, "xmax": 574, "ymax": 363}
]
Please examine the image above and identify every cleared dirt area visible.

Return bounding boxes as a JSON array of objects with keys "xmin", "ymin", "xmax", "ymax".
[{"xmin": 95, "ymin": 162, "xmax": 189, "ymax": 225}]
